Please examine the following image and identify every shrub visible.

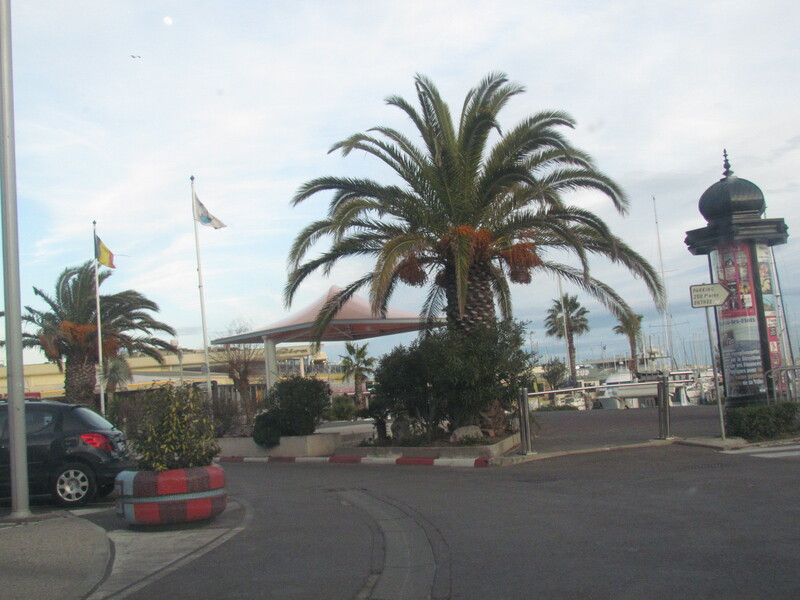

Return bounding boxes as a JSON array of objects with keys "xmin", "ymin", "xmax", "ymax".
[
  {"xmin": 327, "ymin": 394, "xmax": 358, "ymax": 421},
  {"xmin": 253, "ymin": 377, "xmax": 331, "ymax": 447},
  {"xmin": 726, "ymin": 402, "xmax": 800, "ymax": 441},
  {"xmin": 373, "ymin": 319, "xmax": 534, "ymax": 437},
  {"xmin": 131, "ymin": 384, "xmax": 220, "ymax": 472},
  {"xmin": 252, "ymin": 410, "xmax": 283, "ymax": 448},
  {"xmin": 358, "ymin": 392, "xmax": 392, "ymax": 441}
]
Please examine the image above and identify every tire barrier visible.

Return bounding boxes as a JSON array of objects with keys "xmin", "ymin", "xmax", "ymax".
[{"xmin": 115, "ymin": 465, "xmax": 227, "ymax": 526}]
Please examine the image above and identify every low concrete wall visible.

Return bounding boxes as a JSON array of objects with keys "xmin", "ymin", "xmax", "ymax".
[
  {"xmin": 217, "ymin": 432, "xmax": 341, "ymax": 458},
  {"xmin": 333, "ymin": 433, "xmax": 520, "ymax": 459}
]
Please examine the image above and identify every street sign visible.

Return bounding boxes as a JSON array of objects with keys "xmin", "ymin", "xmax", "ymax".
[{"xmin": 690, "ymin": 283, "xmax": 730, "ymax": 308}]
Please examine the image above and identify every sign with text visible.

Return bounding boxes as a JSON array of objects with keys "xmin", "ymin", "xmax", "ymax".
[{"xmin": 690, "ymin": 283, "xmax": 730, "ymax": 308}]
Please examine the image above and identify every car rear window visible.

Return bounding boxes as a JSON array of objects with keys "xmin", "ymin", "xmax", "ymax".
[{"xmin": 68, "ymin": 407, "xmax": 117, "ymax": 431}]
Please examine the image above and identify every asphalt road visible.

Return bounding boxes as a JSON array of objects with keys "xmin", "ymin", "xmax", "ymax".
[{"xmin": 81, "ymin": 441, "xmax": 799, "ymax": 600}]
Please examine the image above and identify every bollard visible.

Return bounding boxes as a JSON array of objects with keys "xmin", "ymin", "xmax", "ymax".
[
  {"xmin": 657, "ymin": 374, "xmax": 671, "ymax": 439},
  {"xmin": 518, "ymin": 387, "xmax": 533, "ymax": 454}
]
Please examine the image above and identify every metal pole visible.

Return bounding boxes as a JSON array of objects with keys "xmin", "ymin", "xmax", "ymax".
[
  {"xmin": 0, "ymin": 0, "xmax": 31, "ymax": 519},
  {"xmin": 190, "ymin": 176, "xmax": 213, "ymax": 398},
  {"xmin": 705, "ymin": 306, "xmax": 726, "ymax": 440},
  {"xmin": 657, "ymin": 374, "xmax": 671, "ymax": 439},
  {"xmin": 93, "ymin": 221, "xmax": 106, "ymax": 415},
  {"xmin": 518, "ymin": 387, "xmax": 532, "ymax": 454}
]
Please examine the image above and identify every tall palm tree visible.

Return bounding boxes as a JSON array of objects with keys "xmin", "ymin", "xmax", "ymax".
[
  {"xmin": 22, "ymin": 261, "xmax": 178, "ymax": 408},
  {"xmin": 339, "ymin": 341, "xmax": 376, "ymax": 409},
  {"xmin": 544, "ymin": 294, "xmax": 590, "ymax": 383},
  {"xmin": 286, "ymin": 73, "xmax": 664, "ymax": 335},
  {"xmin": 613, "ymin": 312, "xmax": 643, "ymax": 375}
]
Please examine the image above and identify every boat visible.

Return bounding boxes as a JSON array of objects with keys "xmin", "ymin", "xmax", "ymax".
[{"xmin": 596, "ymin": 370, "xmax": 695, "ymax": 409}]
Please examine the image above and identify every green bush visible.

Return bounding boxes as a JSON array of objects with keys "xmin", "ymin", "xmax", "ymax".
[
  {"xmin": 726, "ymin": 402, "xmax": 800, "ymax": 441},
  {"xmin": 252, "ymin": 410, "xmax": 283, "ymax": 448},
  {"xmin": 131, "ymin": 384, "xmax": 220, "ymax": 472},
  {"xmin": 373, "ymin": 319, "xmax": 533, "ymax": 438},
  {"xmin": 327, "ymin": 394, "xmax": 358, "ymax": 421},
  {"xmin": 252, "ymin": 377, "xmax": 331, "ymax": 447}
]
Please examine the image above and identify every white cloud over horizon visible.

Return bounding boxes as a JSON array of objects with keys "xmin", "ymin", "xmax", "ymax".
[{"xmin": 4, "ymin": 0, "xmax": 800, "ymax": 369}]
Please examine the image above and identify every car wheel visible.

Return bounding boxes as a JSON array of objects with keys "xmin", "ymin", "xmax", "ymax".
[{"xmin": 51, "ymin": 462, "xmax": 97, "ymax": 507}]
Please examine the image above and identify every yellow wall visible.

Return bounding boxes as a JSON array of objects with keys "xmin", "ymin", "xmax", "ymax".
[{"xmin": 0, "ymin": 344, "xmax": 325, "ymax": 399}]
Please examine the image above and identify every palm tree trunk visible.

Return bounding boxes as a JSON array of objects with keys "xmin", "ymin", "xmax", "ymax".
[
  {"xmin": 65, "ymin": 356, "xmax": 98, "ymax": 408},
  {"xmin": 443, "ymin": 261, "xmax": 496, "ymax": 331},
  {"xmin": 353, "ymin": 373, "xmax": 364, "ymax": 409},
  {"xmin": 567, "ymin": 330, "xmax": 577, "ymax": 383}
]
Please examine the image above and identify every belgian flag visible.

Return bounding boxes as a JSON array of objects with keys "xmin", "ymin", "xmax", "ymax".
[{"xmin": 94, "ymin": 234, "xmax": 116, "ymax": 268}]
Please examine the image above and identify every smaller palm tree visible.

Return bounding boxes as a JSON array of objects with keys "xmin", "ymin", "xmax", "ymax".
[
  {"xmin": 103, "ymin": 355, "xmax": 133, "ymax": 396},
  {"xmin": 339, "ymin": 342, "xmax": 376, "ymax": 409},
  {"xmin": 22, "ymin": 261, "xmax": 178, "ymax": 408},
  {"xmin": 613, "ymin": 312, "xmax": 643, "ymax": 375},
  {"xmin": 544, "ymin": 294, "xmax": 590, "ymax": 384}
]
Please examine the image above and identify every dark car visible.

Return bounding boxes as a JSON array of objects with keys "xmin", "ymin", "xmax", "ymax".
[{"xmin": 0, "ymin": 400, "xmax": 134, "ymax": 506}]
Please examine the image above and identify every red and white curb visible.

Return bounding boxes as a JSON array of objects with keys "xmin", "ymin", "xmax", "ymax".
[{"xmin": 219, "ymin": 456, "xmax": 490, "ymax": 467}]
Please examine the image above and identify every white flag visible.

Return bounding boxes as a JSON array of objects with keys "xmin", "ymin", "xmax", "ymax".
[{"xmin": 193, "ymin": 191, "xmax": 226, "ymax": 229}]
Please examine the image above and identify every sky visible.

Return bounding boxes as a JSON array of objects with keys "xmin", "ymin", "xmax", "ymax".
[{"xmin": 4, "ymin": 0, "xmax": 800, "ymax": 370}]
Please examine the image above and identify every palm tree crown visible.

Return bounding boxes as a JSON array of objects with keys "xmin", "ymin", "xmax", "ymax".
[
  {"xmin": 613, "ymin": 312, "xmax": 643, "ymax": 375},
  {"xmin": 287, "ymin": 72, "xmax": 664, "ymax": 335},
  {"xmin": 544, "ymin": 294, "xmax": 590, "ymax": 383},
  {"xmin": 22, "ymin": 261, "xmax": 178, "ymax": 407},
  {"xmin": 339, "ymin": 341, "xmax": 376, "ymax": 408}
]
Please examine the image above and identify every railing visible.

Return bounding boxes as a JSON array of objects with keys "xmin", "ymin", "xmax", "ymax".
[
  {"xmin": 518, "ymin": 373, "xmax": 701, "ymax": 452},
  {"xmin": 766, "ymin": 366, "xmax": 800, "ymax": 404}
]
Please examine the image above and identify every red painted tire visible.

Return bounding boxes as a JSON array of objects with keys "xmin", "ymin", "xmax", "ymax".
[{"xmin": 115, "ymin": 465, "xmax": 227, "ymax": 526}]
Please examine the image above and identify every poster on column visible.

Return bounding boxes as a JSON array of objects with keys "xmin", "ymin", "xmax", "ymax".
[
  {"xmin": 714, "ymin": 241, "xmax": 764, "ymax": 396},
  {"xmin": 756, "ymin": 244, "xmax": 784, "ymax": 388}
]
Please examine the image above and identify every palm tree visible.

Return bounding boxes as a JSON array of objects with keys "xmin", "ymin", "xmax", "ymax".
[
  {"xmin": 103, "ymin": 355, "xmax": 133, "ymax": 396},
  {"xmin": 339, "ymin": 341, "xmax": 376, "ymax": 409},
  {"xmin": 286, "ymin": 72, "xmax": 664, "ymax": 336},
  {"xmin": 22, "ymin": 261, "xmax": 178, "ymax": 408},
  {"xmin": 613, "ymin": 312, "xmax": 643, "ymax": 375},
  {"xmin": 544, "ymin": 294, "xmax": 590, "ymax": 383}
]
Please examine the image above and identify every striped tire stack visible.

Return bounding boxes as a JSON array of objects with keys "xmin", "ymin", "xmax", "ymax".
[{"xmin": 115, "ymin": 465, "xmax": 227, "ymax": 526}]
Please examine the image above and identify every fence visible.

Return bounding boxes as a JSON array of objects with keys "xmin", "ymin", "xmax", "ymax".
[
  {"xmin": 517, "ymin": 372, "xmax": 705, "ymax": 453},
  {"xmin": 766, "ymin": 366, "xmax": 800, "ymax": 404}
]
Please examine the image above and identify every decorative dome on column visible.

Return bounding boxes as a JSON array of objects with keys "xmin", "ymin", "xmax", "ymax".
[
  {"xmin": 685, "ymin": 150, "xmax": 787, "ymax": 255},
  {"xmin": 698, "ymin": 150, "xmax": 765, "ymax": 222}
]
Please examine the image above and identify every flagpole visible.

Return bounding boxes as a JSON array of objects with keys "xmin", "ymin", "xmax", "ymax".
[
  {"xmin": 191, "ymin": 176, "xmax": 214, "ymax": 397},
  {"xmin": 93, "ymin": 221, "xmax": 106, "ymax": 415}
]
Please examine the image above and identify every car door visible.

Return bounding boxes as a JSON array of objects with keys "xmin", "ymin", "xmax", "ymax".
[{"xmin": 23, "ymin": 405, "xmax": 61, "ymax": 490}]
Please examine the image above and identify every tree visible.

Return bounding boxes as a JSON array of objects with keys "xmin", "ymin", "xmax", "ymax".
[
  {"xmin": 541, "ymin": 358, "xmax": 568, "ymax": 392},
  {"xmin": 544, "ymin": 294, "xmax": 590, "ymax": 384},
  {"xmin": 286, "ymin": 72, "xmax": 664, "ymax": 336},
  {"xmin": 613, "ymin": 312, "xmax": 643, "ymax": 375},
  {"xmin": 103, "ymin": 354, "xmax": 132, "ymax": 396},
  {"xmin": 339, "ymin": 341, "xmax": 376, "ymax": 408},
  {"xmin": 374, "ymin": 319, "xmax": 533, "ymax": 436},
  {"xmin": 22, "ymin": 261, "xmax": 177, "ymax": 408},
  {"xmin": 211, "ymin": 321, "xmax": 262, "ymax": 425}
]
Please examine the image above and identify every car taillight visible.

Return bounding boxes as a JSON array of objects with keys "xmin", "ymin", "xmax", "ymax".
[{"xmin": 80, "ymin": 433, "xmax": 114, "ymax": 452}]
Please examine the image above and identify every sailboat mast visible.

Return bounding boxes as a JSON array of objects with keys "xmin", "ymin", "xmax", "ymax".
[{"xmin": 653, "ymin": 196, "xmax": 675, "ymax": 371}]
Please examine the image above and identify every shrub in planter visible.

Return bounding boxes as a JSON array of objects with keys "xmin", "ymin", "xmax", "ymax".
[
  {"xmin": 115, "ymin": 384, "xmax": 226, "ymax": 526},
  {"xmin": 327, "ymin": 394, "xmax": 358, "ymax": 421},
  {"xmin": 253, "ymin": 376, "xmax": 330, "ymax": 448},
  {"xmin": 726, "ymin": 402, "xmax": 800, "ymax": 441}
]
